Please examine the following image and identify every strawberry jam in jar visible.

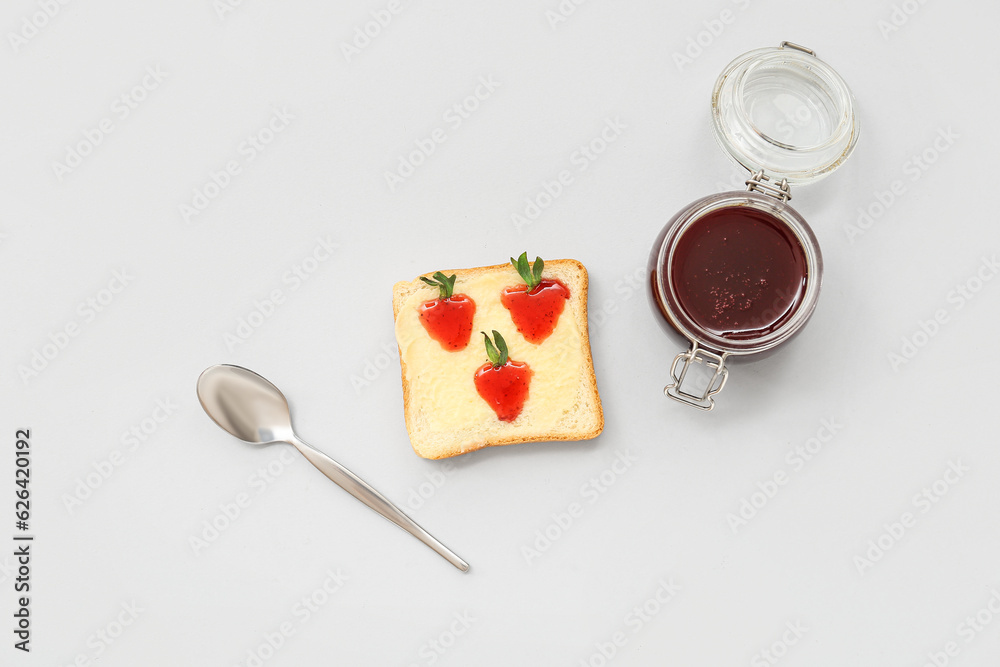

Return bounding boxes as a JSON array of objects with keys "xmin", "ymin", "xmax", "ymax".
[{"xmin": 649, "ymin": 42, "xmax": 858, "ymax": 410}]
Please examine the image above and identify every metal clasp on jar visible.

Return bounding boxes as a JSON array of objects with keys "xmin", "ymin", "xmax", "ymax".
[{"xmin": 665, "ymin": 342, "xmax": 729, "ymax": 411}]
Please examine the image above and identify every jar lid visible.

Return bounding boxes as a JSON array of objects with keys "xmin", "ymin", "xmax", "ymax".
[{"xmin": 711, "ymin": 42, "xmax": 859, "ymax": 185}]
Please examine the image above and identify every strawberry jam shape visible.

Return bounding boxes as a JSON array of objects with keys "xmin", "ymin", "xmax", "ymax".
[
  {"xmin": 474, "ymin": 330, "xmax": 532, "ymax": 422},
  {"xmin": 502, "ymin": 253, "xmax": 570, "ymax": 343},
  {"xmin": 418, "ymin": 272, "xmax": 476, "ymax": 351}
]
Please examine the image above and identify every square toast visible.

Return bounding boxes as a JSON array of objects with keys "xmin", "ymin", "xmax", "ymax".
[{"xmin": 392, "ymin": 259, "xmax": 603, "ymax": 459}]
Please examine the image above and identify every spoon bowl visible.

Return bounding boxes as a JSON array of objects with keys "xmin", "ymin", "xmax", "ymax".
[{"xmin": 197, "ymin": 365, "xmax": 295, "ymax": 445}]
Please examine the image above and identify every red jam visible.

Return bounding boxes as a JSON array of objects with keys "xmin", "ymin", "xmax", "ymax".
[
  {"xmin": 668, "ymin": 207, "xmax": 808, "ymax": 340},
  {"xmin": 474, "ymin": 360, "xmax": 532, "ymax": 422},
  {"xmin": 501, "ymin": 279, "xmax": 570, "ymax": 343},
  {"xmin": 419, "ymin": 295, "xmax": 476, "ymax": 350}
]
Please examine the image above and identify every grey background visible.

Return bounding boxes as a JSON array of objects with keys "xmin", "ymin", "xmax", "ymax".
[{"xmin": 2, "ymin": 1, "xmax": 999, "ymax": 665}]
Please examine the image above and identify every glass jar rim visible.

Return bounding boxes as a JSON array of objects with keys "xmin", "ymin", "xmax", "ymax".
[{"xmin": 654, "ymin": 191, "xmax": 823, "ymax": 355}]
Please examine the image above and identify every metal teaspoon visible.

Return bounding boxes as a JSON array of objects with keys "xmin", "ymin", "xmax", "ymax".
[{"xmin": 196, "ymin": 364, "xmax": 469, "ymax": 572}]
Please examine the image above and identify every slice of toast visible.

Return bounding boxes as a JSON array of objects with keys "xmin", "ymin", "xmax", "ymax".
[{"xmin": 393, "ymin": 259, "xmax": 603, "ymax": 459}]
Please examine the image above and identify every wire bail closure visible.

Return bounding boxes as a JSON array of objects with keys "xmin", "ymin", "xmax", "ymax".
[
  {"xmin": 664, "ymin": 342, "xmax": 729, "ymax": 411},
  {"xmin": 779, "ymin": 40, "xmax": 815, "ymax": 56},
  {"xmin": 746, "ymin": 170, "xmax": 792, "ymax": 202}
]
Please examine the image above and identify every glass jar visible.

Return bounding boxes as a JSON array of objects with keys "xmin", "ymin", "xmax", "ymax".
[{"xmin": 648, "ymin": 42, "xmax": 859, "ymax": 410}]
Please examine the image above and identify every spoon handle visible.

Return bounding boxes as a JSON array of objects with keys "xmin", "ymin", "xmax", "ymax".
[{"xmin": 288, "ymin": 435, "xmax": 470, "ymax": 572}]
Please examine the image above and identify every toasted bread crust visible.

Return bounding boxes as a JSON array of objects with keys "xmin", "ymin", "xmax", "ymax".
[{"xmin": 393, "ymin": 259, "xmax": 603, "ymax": 459}]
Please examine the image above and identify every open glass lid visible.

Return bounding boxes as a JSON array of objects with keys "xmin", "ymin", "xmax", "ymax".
[{"xmin": 711, "ymin": 42, "xmax": 859, "ymax": 185}]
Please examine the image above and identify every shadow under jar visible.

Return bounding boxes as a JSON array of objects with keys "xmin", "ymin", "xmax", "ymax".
[{"xmin": 648, "ymin": 42, "xmax": 859, "ymax": 411}]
